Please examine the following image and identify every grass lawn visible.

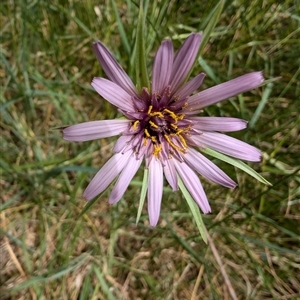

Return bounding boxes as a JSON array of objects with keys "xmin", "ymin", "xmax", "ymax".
[{"xmin": 1, "ymin": 0, "xmax": 299, "ymax": 299}]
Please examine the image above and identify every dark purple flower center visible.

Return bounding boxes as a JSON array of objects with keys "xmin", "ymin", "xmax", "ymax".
[{"xmin": 129, "ymin": 87, "xmax": 192, "ymax": 158}]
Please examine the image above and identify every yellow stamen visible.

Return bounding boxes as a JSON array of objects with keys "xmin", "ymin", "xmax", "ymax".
[
  {"xmin": 163, "ymin": 109, "xmax": 178, "ymax": 121},
  {"xmin": 151, "ymin": 111, "xmax": 164, "ymax": 118},
  {"xmin": 147, "ymin": 105, "xmax": 153, "ymax": 114},
  {"xmin": 153, "ymin": 144, "xmax": 162, "ymax": 157},
  {"xmin": 151, "ymin": 136, "xmax": 157, "ymax": 142},
  {"xmin": 178, "ymin": 114, "xmax": 185, "ymax": 120},
  {"xmin": 133, "ymin": 120, "xmax": 139, "ymax": 130},
  {"xmin": 143, "ymin": 138, "xmax": 148, "ymax": 146},
  {"xmin": 178, "ymin": 134, "xmax": 187, "ymax": 148},
  {"xmin": 164, "ymin": 134, "xmax": 185, "ymax": 152},
  {"xmin": 149, "ymin": 120, "xmax": 158, "ymax": 128},
  {"xmin": 144, "ymin": 129, "xmax": 151, "ymax": 138}
]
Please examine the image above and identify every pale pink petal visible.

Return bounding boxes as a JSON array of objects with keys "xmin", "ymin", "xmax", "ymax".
[
  {"xmin": 92, "ymin": 78, "xmax": 134, "ymax": 111},
  {"xmin": 173, "ymin": 73, "xmax": 206, "ymax": 99},
  {"xmin": 93, "ymin": 42, "xmax": 139, "ymax": 97},
  {"xmin": 190, "ymin": 117, "xmax": 247, "ymax": 132},
  {"xmin": 184, "ymin": 148, "xmax": 237, "ymax": 188},
  {"xmin": 163, "ymin": 158, "xmax": 178, "ymax": 191},
  {"xmin": 170, "ymin": 33, "xmax": 202, "ymax": 91},
  {"xmin": 63, "ymin": 119, "xmax": 130, "ymax": 142},
  {"xmin": 187, "ymin": 72, "xmax": 264, "ymax": 110},
  {"xmin": 109, "ymin": 156, "xmax": 143, "ymax": 204},
  {"xmin": 113, "ymin": 135, "xmax": 132, "ymax": 153},
  {"xmin": 83, "ymin": 151, "xmax": 132, "ymax": 200},
  {"xmin": 174, "ymin": 160, "xmax": 211, "ymax": 213},
  {"xmin": 152, "ymin": 40, "xmax": 173, "ymax": 94},
  {"xmin": 192, "ymin": 132, "xmax": 261, "ymax": 162},
  {"xmin": 148, "ymin": 158, "xmax": 163, "ymax": 226}
]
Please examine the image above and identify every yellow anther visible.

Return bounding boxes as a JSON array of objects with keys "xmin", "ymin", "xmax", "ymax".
[
  {"xmin": 171, "ymin": 123, "xmax": 178, "ymax": 130},
  {"xmin": 153, "ymin": 144, "xmax": 162, "ymax": 157},
  {"xmin": 144, "ymin": 129, "xmax": 151, "ymax": 138},
  {"xmin": 163, "ymin": 109, "xmax": 178, "ymax": 121},
  {"xmin": 133, "ymin": 120, "xmax": 139, "ymax": 130},
  {"xmin": 164, "ymin": 134, "xmax": 185, "ymax": 153},
  {"xmin": 148, "ymin": 105, "xmax": 153, "ymax": 114},
  {"xmin": 151, "ymin": 111, "xmax": 164, "ymax": 118},
  {"xmin": 151, "ymin": 136, "xmax": 157, "ymax": 142},
  {"xmin": 178, "ymin": 134, "xmax": 188, "ymax": 148},
  {"xmin": 163, "ymin": 108, "xmax": 173, "ymax": 114},
  {"xmin": 178, "ymin": 114, "xmax": 185, "ymax": 120},
  {"xmin": 149, "ymin": 120, "xmax": 158, "ymax": 128}
]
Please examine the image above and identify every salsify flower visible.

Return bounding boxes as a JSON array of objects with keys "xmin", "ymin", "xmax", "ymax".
[{"xmin": 63, "ymin": 33, "xmax": 264, "ymax": 226}]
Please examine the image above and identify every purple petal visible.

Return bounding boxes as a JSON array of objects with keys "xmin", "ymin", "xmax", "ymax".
[
  {"xmin": 109, "ymin": 156, "xmax": 143, "ymax": 204},
  {"xmin": 152, "ymin": 40, "xmax": 173, "ymax": 95},
  {"xmin": 113, "ymin": 135, "xmax": 132, "ymax": 153},
  {"xmin": 163, "ymin": 158, "xmax": 178, "ymax": 191},
  {"xmin": 169, "ymin": 33, "xmax": 202, "ymax": 92},
  {"xmin": 187, "ymin": 72, "xmax": 264, "ymax": 110},
  {"xmin": 93, "ymin": 42, "xmax": 139, "ymax": 97},
  {"xmin": 63, "ymin": 119, "xmax": 130, "ymax": 142},
  {"xmin": 172, "ymin": 73, "xmax": 206, "ymax": 100},
  {"xmin": 192, "ymin": 132, "xmax": 261, "ymax": 162},
  {"xmin": 148, "ymin": 158, "xmax": 163, "ymax": 226},
  {"xmin": 92, "ymin": 78, "xmax": 134, "ymax": 112},
  {"xmin": 190, "ymin": 117, "xmax": 247, "ymax": 132},
  {"xmin": 83, "ymin": 151, "xmax": 132, "ymax": 200},
  {"xmin": 184, "ymin": 148, "xmax": 237, "ymax": 188},
  {"xmin": 174, "ymin": 160, "xmax": 211, "ymax": 214}
]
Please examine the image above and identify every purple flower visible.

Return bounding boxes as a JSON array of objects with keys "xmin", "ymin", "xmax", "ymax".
[{"xmin": 63, "ymin": 33, "xmax": 264, "ymax": 226}]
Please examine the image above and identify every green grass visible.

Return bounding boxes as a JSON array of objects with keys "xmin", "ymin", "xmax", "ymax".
[{"xmin": 1, "ymin": 0, "xmax": 299, "ymax": 299}]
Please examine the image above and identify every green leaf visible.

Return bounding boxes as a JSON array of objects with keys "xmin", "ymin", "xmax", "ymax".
[
  {"xmin": 136, "ymin": 168, "xmax": 148, "ymax": 225},
  {"xmin": 249, "ymin": 82, "xmax": 273, "ymax": 129},
  {"xmin": 5, "ymin": 254, "xmax": 89, "ymax": 294},
  {"xmin": 186, "ymin": 0, "xmax": 225, "ymax": 81},
  {"xmin": 79, "ymin": 195, "xmax": 100, "ymax": 217},
  {"xmin": 111, "ymin": 0, "xmax": 131, "ymax": 54},
  {"xmin": 93, "ymin": 267, "xmax": 117, "ymax": 300},
  {"xmin": 135, "ymin": 1, "xmax": 150, "ymax": 91},
  {"xmin": 201, "ymin": 148, "xmax": 272, "ymax": 186},
  {"xmin": 178, "ymin": 177, "xmax": 207, "ymax": 243},
  {"xmin": 198, "ymin": 0, "xmax": 225, "ymax": 56}
]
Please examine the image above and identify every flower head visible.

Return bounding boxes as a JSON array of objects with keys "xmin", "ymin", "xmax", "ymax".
[{"xmin": 63, "ymin": 33, "xmax": 264, "ymax": 226}]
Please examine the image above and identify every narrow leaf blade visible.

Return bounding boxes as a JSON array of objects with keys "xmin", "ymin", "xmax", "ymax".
[
  {"xmin": 135, "ymin": 2, "xmax": 150, "ymax": 91},
  {"xmin": 201, "ymin": 148, "xmax": 272, "ymax": 186},
  {"xmin": 178, "ymin": 177, "xmax": 207, "ymax": 243},
  {"xmin": 136, "ymin": 168, "xmax": 148, "ymax": 224}
]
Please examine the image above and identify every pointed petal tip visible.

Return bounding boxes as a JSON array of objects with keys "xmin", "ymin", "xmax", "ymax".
[
  {"xmin": 152, "ymin": 39, "xmax": 174, "ymax": 94},
  {"xmin": 190, "ymin": 32, "xmax": 203, "ymax": 39},
  {"xmin": 83, "ymin": 192, "xmax": 91, "ymax": 202},
  {"xmin": 170, "ymin": 32, "xmax": 203, "ymax": 91},
  {"xmin": 255, "ymin": 71, "xmax": 265, "ymax": 85},
  {"xmin": 149, "ymin": 219, "xmax": 159, "ymax": 227},
  {"xmin": 92, "ymin": 41, "xmax": 138, "ymax": 97}
]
